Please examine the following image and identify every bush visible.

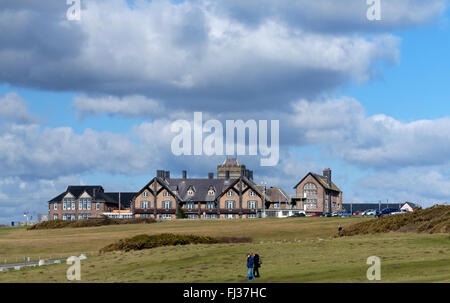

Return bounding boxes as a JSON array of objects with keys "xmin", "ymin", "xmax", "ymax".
[
  {"xmin": 341, "ymin": 205, "xmax": 450, "ymax": 236},
  {"xmin": 100, "ymin": 233, "xmax": 252, "ymax": 253},
  {"xmin": 28, "ymin": 216, "xmax": 156, "ymax": 230}
]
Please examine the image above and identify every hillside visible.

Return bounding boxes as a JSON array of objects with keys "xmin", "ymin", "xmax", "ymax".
[{"xmin": 342, "ymin": 205, "xmax": 450, "ymax": 236}]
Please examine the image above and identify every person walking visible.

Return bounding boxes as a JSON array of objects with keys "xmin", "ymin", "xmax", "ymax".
[
  {"xmin": 246, "ymin": 253, "xmax": 255, "ymax": 280},
  {"xmin": 252, "ymin": 253, "xmax": 261, "ymax": 278}
]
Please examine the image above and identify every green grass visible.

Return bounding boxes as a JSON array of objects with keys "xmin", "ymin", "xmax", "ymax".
[{"xmin": 0, "ymin": 217, "xmax": 449, "ymax": 283}]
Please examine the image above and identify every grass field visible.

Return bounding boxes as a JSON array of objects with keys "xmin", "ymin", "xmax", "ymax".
[{"xmin": 0, "ymin": 217, "xmax": 449, "ymax": 282}]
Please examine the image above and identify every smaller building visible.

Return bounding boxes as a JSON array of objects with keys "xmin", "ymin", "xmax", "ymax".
[
  {"xmin": 400, "ymin": 202, "xmax": 418, "ymax": 212},
  {"xmin": 293, "ymin": 168, "xmax": 343, "ymax": 214},
  {"xmin": 48, "ymin": 185, "xmax": 136, "ymax": 220}
]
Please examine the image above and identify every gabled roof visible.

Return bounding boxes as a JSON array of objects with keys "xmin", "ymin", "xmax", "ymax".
[
  {"xmin": 264, "ymin": 187, "xmax": 289, "ymax": 203},
  {"xmin": 293, "ymin": 172, "xmax": 341, "ymax": 192},
  {"xmin": 163, "ymin": 178, "xmax": 238, "ymax": 202},
  {"xmin": 48, "ymin": 185, "xmax": 105, "ymax": 203},
  {"xmin": 403, "ymin": 202, "xmax": 417, "ymax": 208}
]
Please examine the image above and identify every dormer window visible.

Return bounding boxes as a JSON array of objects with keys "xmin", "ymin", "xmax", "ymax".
[
  {"xmin": 188, "ymin": 190, "xmax": 194, "ymax": 195},
  {"xmin": 208, "ymin": 189, "xmax": 215, "ymax": 195}
]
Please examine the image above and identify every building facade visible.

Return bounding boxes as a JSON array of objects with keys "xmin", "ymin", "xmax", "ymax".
[
  {"xmin": 293, "ymin": 169, "xmax": 343, "ymax": 214},
  {"xmin": 48, "ymin": 186, "xmax": 135, "ymax": 220}
]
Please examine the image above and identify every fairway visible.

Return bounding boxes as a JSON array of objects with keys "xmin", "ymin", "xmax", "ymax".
[{"xmin": 0, "ymin": 217, "xmax": 449, "ymax": 282}]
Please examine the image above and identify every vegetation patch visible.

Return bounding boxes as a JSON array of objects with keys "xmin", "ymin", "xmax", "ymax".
[
  {"xmin": 341, "ymin": 205, "xmax": 450, "ymax": 236},
  {"xmin": 100, "ymin": 233, "xmax": 252, "ymax": 253},
  {"xmin": 28, "ymin": 216, "xmax": 156, "ymax": 230}
]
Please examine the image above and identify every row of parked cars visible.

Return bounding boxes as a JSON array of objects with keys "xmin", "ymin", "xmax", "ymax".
[{"xmin": 288, "ymin": 208, "xmax": 408, "ymax": 218}]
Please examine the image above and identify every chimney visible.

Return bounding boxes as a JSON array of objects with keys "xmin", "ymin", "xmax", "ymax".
[
  {"xmin": 208, "ymin": 172, "xmax": 214, "ymax": 179},
  {"xmin": 240, "ymin": 166, "xmax": 245, "ymax": 177},
  {"xmin": 165, "ymin": 171, "xmax": 170, "ymax": 180},
  {"xmin": 157, "ymin": 170, "xmax": 165, "ymax": 179},
  {"xmin": 182, "ymin": 170, "xmax": 187, "ymax": 179},
  {"xmin": 225, "ymin": 170, "xmax": 230, "ymax": 179},
  {"xmin": 323, "ymin": 168, "xmax": 332, "ymax": 187},
  {"xmin": 248, "ymin": 170, "xmax": 253, "ymax": 181}
]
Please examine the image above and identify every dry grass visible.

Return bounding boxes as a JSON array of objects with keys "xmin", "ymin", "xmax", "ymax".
[
  {"xmin": 0, "ymin": 217, "xmax": 363, "ymax": 261},
  {"xmin": 342, "ymin": 205, "xmax": 450, "ymax": 236}
]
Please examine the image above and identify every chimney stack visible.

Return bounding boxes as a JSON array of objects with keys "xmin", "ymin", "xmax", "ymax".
[
  {"xmin": 225, "ymin": 170, "xmax": 230, "ymax": 179},
  {"xmin": 208, "ymin": 172, "xmax": 214, "ymax": 179},
  {"xmin": 323, "ymin": 168, "xmax": 332, "ymax": 187},
  {"xmin": 182, "ymin": 170, "xmax": 187, "ymax": 179},
  {"xmin": 248, "ymin": 170, "xmax": 253, "ymax": 181},
  {"xmin": 157, "ymin": 170, "xmax": 165, "ymax": 179},
  {"xmin": 165, "ymin": 171, "xmax": 170, "ymax": 180}
]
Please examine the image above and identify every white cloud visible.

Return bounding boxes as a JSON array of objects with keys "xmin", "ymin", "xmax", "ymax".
[{"xmin": 0, "ymin": 93, "xmax": 39, "ymax": 124}]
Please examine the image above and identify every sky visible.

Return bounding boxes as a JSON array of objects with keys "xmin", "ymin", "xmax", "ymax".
[{"xmin": 0, "ymin": 0, "xmax": 450, "ymax": 224}]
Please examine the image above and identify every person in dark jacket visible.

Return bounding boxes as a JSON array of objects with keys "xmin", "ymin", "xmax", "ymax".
[
  {"xmin": 252, "ymin": 253, "xmax": 261, "ymax": 278},
  {"xmin": 246, "ymin": 253, "xmax": 255, "ymax": 280}
]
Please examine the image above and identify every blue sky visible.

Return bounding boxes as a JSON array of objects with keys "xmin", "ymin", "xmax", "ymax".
[{"xmin": 1, "ymin": 0, "xmax": 450, "ymax": 224}]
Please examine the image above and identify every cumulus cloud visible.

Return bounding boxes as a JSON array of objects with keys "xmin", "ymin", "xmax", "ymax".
[
  {"xmin": 0, "ymin": 93, "xmax": 39, "ymax": 124},
  {"xmin": 0, "ymin": 0, "xmax": 417, "ymax": 112}
]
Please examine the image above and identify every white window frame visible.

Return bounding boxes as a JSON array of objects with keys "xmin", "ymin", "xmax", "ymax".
[
  {"xmin": 87, "ymin": 199, "xmax": 91, "ymax": 210},
  {"xmin": 186, "ymin": 202, "xmax": 195, "ymax": 209},
  {"xmin": 96, "ymin": 202, "xmax": 100, "ymax": 210},
  {"xmin": 163, "ymin": 191, "xmax": 170, "ymax": 197},
  {"xmin": 225, "ymin": 200, "xmax": 235, "ymax": 209},
  {"xmin": 249, "ymin": 191, "xmax": 256, "ymax": 197},
  {"xmin": 273, "ymin": 203, "xmax": 280, "ymax": 209},
  {"xmin": 54, "ymin": 203, "xmax": 58, "ymax": 210},
  {"xmin": 206, "ymin": 202, "xmax": 215, "ymax": 209},
  {"xmin": 162, "ymin": 201, "xmax": 171, "ymax": 209},
  {"xmin": 53, "ymin": 214, "xmax": 58, "ymax": 220},
  {"xmin": 248, "ymin": 200, "xmax": 258, "ymax": 209},
  {"xmin": 227, "ymin": 191, "xmax": 234, "ymax": 197}
]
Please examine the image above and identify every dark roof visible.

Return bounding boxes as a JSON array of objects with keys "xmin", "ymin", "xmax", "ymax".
[
  {"xmin": 293, "ymin": 172, "xmax": 341, "ymax": 192},
  {"xmin": 104, "ymin": 192, "xmax": 137, "ymax": 209},
  {"xmin": 342, "ymin": 203, "xmax": 403, "ymax": 212},
  {"xmin": 48, "ymin": 185, "xmax": 104, "ymax": 203},
  {"xmin": 257, "ymin": 186, "xmax": 289, "ymax": 203},
  {"xmin": 403, "ymin": 202, "xmax": 417, "ymax": 208},
  {"xmin": 162, "ymin": 178, "xmax": 238, "ymax": 202}
]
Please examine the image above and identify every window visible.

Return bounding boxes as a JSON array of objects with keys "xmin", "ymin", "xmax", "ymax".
[
  {"xmin": 187, "ymin": 190, "xmax": 194, "ymax": 195},
  {"xmin": 63, "ymin": 199, "xmax": 67, "ymax": 210},
  {"xmin": 71, "ymin": 200, "xmax": 76, "ymax": 210},
  {"xmin": 140, "ymin": 201, "xmax": 150, "ymax": 209},
  {"xmin": 249, "ymin": 191, "xmax": 256, "ymax": 197},
  {"xmin": 208, "ymin": 190, "xmax": 215, "ymax": 195},
  {"xmin": 206, "ymin": 202, "xmax": 215, "ymax": 209},
  {"xmin": 273, "ymin": 203, "xmax": 280, "ymax": 209},
  {"xmin": 227, "ymin": 191, "xmax": 234, "ymax": 197},
  {"xmin": 205, "ymin": 214, "xmax": 218, "ymax": 219},
  {"xmin": 141, "ymin": 214, "xmax": 150, "ymax": 218},
  {"xmin": 79, "ymin": 199, "xmax": 83, "ymax": 210},
  {"xmin": 162, "ymin": 201, "xmax": 172, "ymax": 209},
  {"xmin": 225, "ymin": 200, "xmax": 236, "ymax": 209},
  {"xmin": 304, "ymin": 182, "xmax": 317, "ymax": 190},
  {"xmin": 187, "ymin": 214, "xmax": 198, "ymax": 219},
  {"xmin": 96, "ymin": 202, "xmax": 100, "ymax": 210},
  {"xmin": 247, "ymin": 214, "xmax": 257, "ymax": 219},
  {"xmin": 225, "ymin": 214, "xmax": 235, "ymax": 219},
  {"xmin": 248, "ymin": 201, "xmax": 258, "ymax": 209},
  {"xmin": 143, "ymin": 191, "xmax": 149, "ymax": 197},
  {"xmin": 163, "ymin": 191, "xmax": 170, "ymax": 197},
  {"xmin": 305, "ymin": 198, "xmax": 318, "ymax": 209},
  {"xmin": 161, "ymin": 214, "xmax": 172, "ymax": 220},
  {"xmin": 53, "ymin": 214, "xmax": 58, "ymax": 220},
  {"xmin": 87, "ymin": 199, "xmax": 91, "ymax": 210},
  {"xmin": 53, "ymin": 203, "xmax": 58, "ymax": 210},
  {"xmin": 185, "ymin": 202, "xmax": 195, "ymax": 209}
]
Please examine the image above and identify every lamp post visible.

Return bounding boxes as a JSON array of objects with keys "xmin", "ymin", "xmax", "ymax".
[{"xmin": 261, "ymin": 181, "xmax": 267, "ymax": 218}]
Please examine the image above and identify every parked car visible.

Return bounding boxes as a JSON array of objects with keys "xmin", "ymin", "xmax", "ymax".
[
  {"xmin": 289, "ymin": 213, "xmax": 306, "ymax": 217},
  {"xmin": 311, "ymin": 213, "xmax": 324, "ymax": 217},
  {"xmin": 390, "ymin": 209, "xmax": 408, "ymax": 215},
  {"xmin": 363, "ymin": 209, "xmax": 377, "ymax": 216},
  {"xmin": 376, "ymin": 208, "xmax": 400, "ymax": 217},
  {"xmin": 339, "ymin": 212, "xmax": 352, "ymax": 217}
]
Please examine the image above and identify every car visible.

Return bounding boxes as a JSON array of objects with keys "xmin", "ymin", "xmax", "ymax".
[
  {"xmin": 376, "ymin": 208, "xmax": 400, "ymax": 217},
  {"xmin": 289, "ymin": 213, "xmax": 306, "ymax": 217},
  {"xmin": 390, "ymin": 209, "xmax": 408, "ymax": 215},
  {"xmin": 364, "ymin": 209, "xmax": 377, "ymax": 216},
  {"xmin": 339, "ymin": 212, "xmax": 352, "ymax": 217},
  {"xmin": 311, "ymin": 213, "xmax": 324, "ymax": 217}
]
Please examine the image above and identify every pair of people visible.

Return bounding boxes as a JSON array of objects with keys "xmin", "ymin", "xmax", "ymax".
[{"xmin": 246, "ymin": 252, "xmax": 261, "ymax": 280}]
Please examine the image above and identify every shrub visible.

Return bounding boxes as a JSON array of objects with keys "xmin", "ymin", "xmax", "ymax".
[
  {"xmin": 341, "ymin": 205, "xmax": 450, "ymax": 236},
  {"xmin": 100, "ymin": 233, "xmax": 252, "ymax": 253},
  {"xmin": 28, "ymin": 216, "xmax": 156, "ymax": 230}
]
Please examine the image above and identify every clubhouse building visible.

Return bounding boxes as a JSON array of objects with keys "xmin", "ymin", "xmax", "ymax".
[{"xmin": 48, "ymin": 158, "xmax": 344, "ymax": 220}]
